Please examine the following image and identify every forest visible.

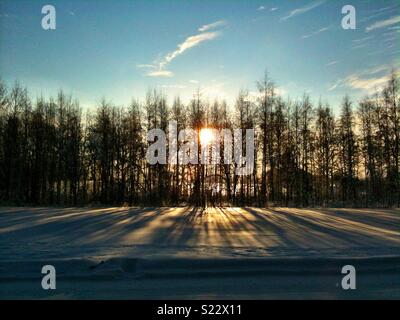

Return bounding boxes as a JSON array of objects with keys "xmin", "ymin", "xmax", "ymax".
[{"xmin": 0, "ymin": 71, "xmax": 398, "ymax": 208}]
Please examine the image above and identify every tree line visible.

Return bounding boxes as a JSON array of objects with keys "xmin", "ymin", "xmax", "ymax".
[{"xmin": 0, "ymin": 71, "xmax": 398, "ymax": 207}]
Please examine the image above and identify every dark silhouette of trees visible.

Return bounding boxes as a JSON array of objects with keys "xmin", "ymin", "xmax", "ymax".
[
  {"xmin": 338, "ymin": 95, "xmax": 358, "ymax": 204},
  {"xmin": 0, "ymin": 71, "xmax": 398, "ymax": 207}
]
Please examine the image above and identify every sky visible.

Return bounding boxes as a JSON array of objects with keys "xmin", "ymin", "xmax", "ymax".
[{"xmin": 0, "ymin": 0, "xmax": 399, "ymax": 112}]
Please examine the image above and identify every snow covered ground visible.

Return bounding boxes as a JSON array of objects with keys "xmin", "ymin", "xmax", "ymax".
[{"xmin": 0, "ymin": 207, "xmax": 399, "ymax": 299}]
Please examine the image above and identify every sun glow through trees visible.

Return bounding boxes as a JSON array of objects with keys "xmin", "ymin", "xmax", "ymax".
[{"xmin": 200, "ymin": 128, "xmax": 215, "ymax": 146}]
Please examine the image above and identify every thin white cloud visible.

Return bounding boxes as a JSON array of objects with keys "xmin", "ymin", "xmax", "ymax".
[
  {"xmin": 352, "ymin": 36, "xmax": 374, "ymax": 43},
  {"xmin": 198, "ymin": 20, "xmax": 226, "ymax": 32},
  {"xmin": 270, "ymin": 7, "xmax": 279, "ymax": 12},
  {"xmin": 365, "ymin": 65, "xmax": 392, "ymax": 75},
  {"xmin": 140, "ymin": 32, "xmax": 220, "ymax": 77},
  {"xmin": 257, "ymin": 6, "xmax": 265, "ymax": 11},
  {"xmin": 160, "ymin": 31, "xmax": 220, "ymax": 70},
  {"xmin": 281, "ymin": 1, "xmax": 325, "ymax": 21},
  {"xmin": 344, "ymin": 74, "xmax": 391, "ymax": 91},
  {"xmin": 316, "ymin": 27, "xmax": 329, "ymax": 33},
  {"xmin": 139, "ymin": 21, "xmax": 223, "ymax": 78},
  {"xmin": 326, "ymin": 60, "xmax": 338, "ymax": 67},
  {"xmin": 328, "ymin": 65, "xmax": 399, "ymax": 93},
  {"xmin": 359, "ymin": 4, "xmax": 400, "ymax": 24},
  {"xmin": 366, "ymin": 15, "xmax": 400, "ymax": 32},
  {"xmin": 328, "ymin": 82, "xmax": 340, "ymax": 91},
  {"xmin": 374, "ymin": 5, "xmax": 398, "ymax": 13},
  {"xmin": 302, "ymin": 25, "xmax": 330, "ymax": 39},
  {"xmin": 352, "ymin": 44, "xmax": 367, "ymax": 50},
  {"xmin": 147, "ymin": 70, "xmax": 174, "ymax": 78},
  {"xmin": 136, "ymin": 64, "xmax": 157, "ymax": 69}
]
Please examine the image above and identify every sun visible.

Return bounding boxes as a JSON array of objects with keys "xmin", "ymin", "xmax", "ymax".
[{"xmin": 200, "ymin": 128, "xmax": 214, "ymax": 146}]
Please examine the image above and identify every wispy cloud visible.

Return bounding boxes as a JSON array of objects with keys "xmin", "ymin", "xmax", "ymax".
[
  {"xmin": 365, "ymin": 65, "xmax": 393, "ymax": 75},
  {"xmin": 352, "ymin": 44, "xmax": 367, "ymax": 50},
  {"xmin": 137, "ymin": 64, "xmax": 173, "ymax": 77},
  {"xmin": 343, "ymin": 74, "xmax": 391, "ymax": 91},
  {"xmin": 352, "ymin": 36, "xmax": 374, "ymax": 43},
  {"xmin": 139, "ymin": 21, "xmax": 224, "ymax": 77},
  {"xmin": 257, "ymin": 6, "xmax": 265, "ymax": 11},
  {"xmin": 359, "ymin": 4, "xmax": 400, "ymax": 24},
  {"xmin": 350, "ymin": 36, "xmax": 374, "ymax": 50},
  {"xmin": 270, "ymin": 7, "xmax": 279, "ymax": 12},
  {"xmin": 374, "ymin": 5, "xmax": 399, "ymax": 13},
  {"xmin": 316, "ymin": 26, "xmax": 329, "ymax": 33},
  {"xmin": 366, "ymin": 15, "xmax": 400, "ymax": 32},
  {"xmin": 159, "ymin": 31, "xmax": 220, "ymax": 70},
  {"xmin": 326, "ymin": 60, "xmax": 338, "ymax": 67},
  {"xmin": 328, "ymin": 65, "xmax": 398, "ymax": 93},
  {"xmin": 302, "ymin": 25, "xmax": 330, "ymax": 39},
  {"xmin": 198, "ymin": 20, "xmax": 226, "ymax": 32},
  {"xmin": 281, "ymin": 1, "xmax": 325, "ymax": 21},
  {"xmin": 147, "ymin": 70, "xmax": 174, "ymax": 78},
  {"xmin": 328, "ymin": 82, "xmax": 340, "ymax": 92},
  {"xmin": 136, "ymin": 64, "xmax": 157, "ymax": 69}
]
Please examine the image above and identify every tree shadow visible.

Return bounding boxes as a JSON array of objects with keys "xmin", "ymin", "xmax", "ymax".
[{"xmin": 1, "ymin": 206, "xmax": 399, "ymax": 260}]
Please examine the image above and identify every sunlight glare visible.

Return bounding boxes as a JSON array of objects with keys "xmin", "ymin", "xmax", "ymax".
[{"xmin": 200, "ymin": 128, "xmax": 214, "ymax": 145}]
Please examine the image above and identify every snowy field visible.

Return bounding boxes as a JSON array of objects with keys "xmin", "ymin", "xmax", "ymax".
[{"xmin": 0, "ymin": 207, "xmax": 399, "ymax": 299}]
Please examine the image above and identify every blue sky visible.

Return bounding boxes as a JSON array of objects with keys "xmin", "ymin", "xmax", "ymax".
[{"xmin": 0, "ymin": 0, "xmax": 399, "ymax": 111}]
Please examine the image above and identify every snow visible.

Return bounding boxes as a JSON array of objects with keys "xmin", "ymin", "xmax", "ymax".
[{"xmin": 0, "ymin": 207, "xmax": 399, "ymax": 298}]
